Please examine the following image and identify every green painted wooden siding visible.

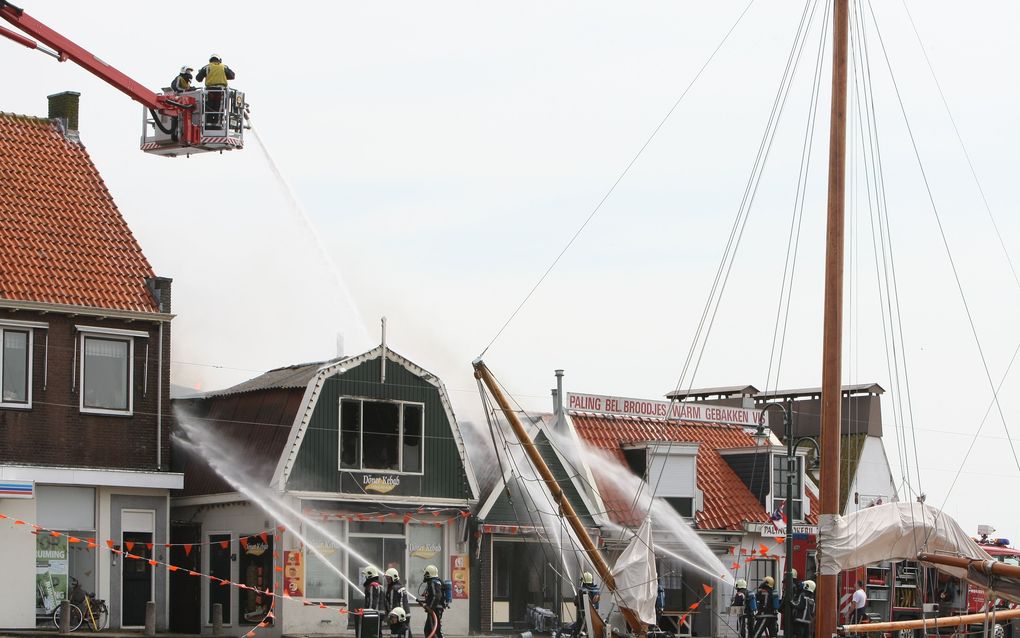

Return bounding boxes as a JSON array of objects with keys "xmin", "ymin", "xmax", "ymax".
[
  {"xmin": 484, "ymin": 431, "xmax": 595, "ymax": 525},
  {"xmin": 287, "ymin": 357, "xmax": 471, "ymax": 499}
]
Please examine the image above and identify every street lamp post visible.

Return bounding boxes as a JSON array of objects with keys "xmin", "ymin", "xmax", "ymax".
[{"xmin": 757, "ymin": 402, "xmax": 819, "ymax": 638}]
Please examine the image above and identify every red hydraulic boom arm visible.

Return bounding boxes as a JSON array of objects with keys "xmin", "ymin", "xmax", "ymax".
[{"xmin": 0, "ymin": 0, "xmax": 204, "ymax": 146}]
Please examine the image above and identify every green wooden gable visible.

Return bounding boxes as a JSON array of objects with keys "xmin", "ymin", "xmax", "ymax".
[
  {"xmin": 286, "ymin": 353, "xmax": 473, "ymax": 501},
  {"xmin": 483, "ymin": 431, "xmax": 596, "ymax": 526}
]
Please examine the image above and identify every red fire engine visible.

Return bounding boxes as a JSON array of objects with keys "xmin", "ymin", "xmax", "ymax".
[{"xmin": 0, "ymin": 0, "xmax": 246, "ymax": 157}]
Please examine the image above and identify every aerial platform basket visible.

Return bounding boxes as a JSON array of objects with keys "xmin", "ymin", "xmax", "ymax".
[{"xmin": 141, "ymin": 87, "xmax": 247, "ymax": 157}]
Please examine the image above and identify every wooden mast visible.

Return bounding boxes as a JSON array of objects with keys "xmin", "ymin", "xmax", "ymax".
[
  {"xmin": 473, "ymin": 359, "xmax": 645, "ymax": 636},
  {"xmin": 818, "ymin": 1, "xmax": 850, "ymax": 637}
]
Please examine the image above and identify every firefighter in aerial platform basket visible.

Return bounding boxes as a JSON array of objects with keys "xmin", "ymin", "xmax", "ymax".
[
  {"xmin": 170, "ymin": 66, "xmax": 194, "ymax": 93},
  {"xmin": 196, "ymin": 54, "xmax": 236, "ymax": 127}
]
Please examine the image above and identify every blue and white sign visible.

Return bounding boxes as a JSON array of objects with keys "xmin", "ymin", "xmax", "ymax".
[{"xmin": 0, "ymin": 480, "xmax": 35, "ymax": 499}]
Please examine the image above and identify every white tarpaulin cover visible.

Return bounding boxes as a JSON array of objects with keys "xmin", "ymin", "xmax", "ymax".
[
  {"xmin": 818, "ymin": 502, "xmax": 990, "ymax": 577},
  {"xmin": 612, "ymin": 518, "xmax": 659, "ymax": 625}
]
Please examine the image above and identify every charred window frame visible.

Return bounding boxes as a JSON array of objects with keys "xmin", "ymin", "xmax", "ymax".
[{"xmin": 339, "ymin": 398, "xmax": 425, "ymax": 474}]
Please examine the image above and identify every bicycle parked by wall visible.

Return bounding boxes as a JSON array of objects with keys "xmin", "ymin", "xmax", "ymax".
[{"xmin": 52, "ymin": 578, "xmax": 109, "ymax": 632}]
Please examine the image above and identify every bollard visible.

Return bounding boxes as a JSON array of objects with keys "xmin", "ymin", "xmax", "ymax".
[
  {"xmin": 144, "ymin": 601, "xmax": 156, "ymax": 636},
  {"xmin": 58, "ymin": 600, "xmax": 71, "ymax": 634},
  {"xmin": 212, "ymin": 602, "xmax": 224, "ymax": 636}
]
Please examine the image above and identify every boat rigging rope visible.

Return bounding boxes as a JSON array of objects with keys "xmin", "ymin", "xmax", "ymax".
[
  {"xmin": 864, "ymin": 0, "xmax": 1020, "ymax": 488},
  {"xmin": 477, "ymin": 0, "xmax": 758, "ymax": 358}
]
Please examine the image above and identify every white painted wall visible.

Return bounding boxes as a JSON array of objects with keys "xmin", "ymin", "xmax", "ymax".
[
  {"xmin": 0, "ymin": 497, "xmax": 38, "ymax": 628},
  {"xmin": 844, "ymin": 436, "xmax": 898, "ymax": 515}
]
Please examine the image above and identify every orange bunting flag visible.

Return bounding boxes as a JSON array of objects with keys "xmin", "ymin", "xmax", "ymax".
[
  {"xmin": 260, "ymin": 532, "xmax": 269, "ymax": 544},
  {"xmin": 703, "ymin": 584, "xmax": 714, "ymax": 595},
  {"xmin": 168, "ymin": 565, "xmax": 178, "ymax": 572},
  {"xmin": 728, "ymin": 546, "xmax": 735, "ymax": 554},
  {"xmin": 50, "ymin": 530, "xmax": 62, "ymax": 537},
  {"xmin": 165, "ymin": 543, "xmax": 172, "ymax": 549},
  {"xmin": 184, "ymin": 544, "xmax": 193, "ymax": 556},
  {"xmin": 240, "ymin": 537, "xmax": 249, "ymax": 551},
  {"xmin": 245, "ymin": 632, "xmax": 255, "ymax": 638},
  {"xmin": 776, "ymin": 537, "xmax": 785, "ymax": 545},
  {"xmin": 258, "ymin": 622, "xmax": 267, "ymax": 628},
  {"xmin": 148, "ymin": 560, "xmax": 158, "ymax": 566},
  {"xmin": 220, "ymin": 580, "xmax": 231, "ymax": 587},
  {"xmin": 87, "ymin": 541, "xmax": 97, "ymax": 550},
  {"xmin": 689, "ymin": 602, "xmax": 700, "ymax": 610},
  {"xmin": 283, "ymin": 591, "xmax": 291, "ymax": 598},
  {"xmin": 432, "ymin": 510, "xmax": 440, "ymax": 517},
  {"xmin": 319, "ymin": 603, "xmax": 328, "ymax": 609},
  {"xmin": 146, "ymin": 543, "xmax": 153, "ymax": 551},
  {"xmin": 0, "ymin": 514, "xmax": 6, "ymax": 519},
  {"xmin": 303, "ymin": 601, "xmax": 314, "ymax": 606},
  {"xmin": 219, "ymin": 540, "xmax": 229, "ymax": 550},
  {"xmin": 275, "ymin": 566, "xmax": 283, "ymax": 573},
  {"xmin": 680, "ymin": 615, "xmax": 688, "ymax": 625},
  {"xmin": 277, "ymin": 525, "xmax": 286, "ymax": 533},
  {"xmin": 433, "ymin": 522, "xmax": 441, "ymax": 528},
  {"xmin": 461, "ymin": 510, "xmax": 470, "ymax": 518},
  {"xmin": 731, "ymin": 562, "xmax": 740, "ymax": 570},
  {"xmin": 189, "ymin": 571, "xmax": 200, "ymax": 577},
  {"xmin": 106, "ymin": 539, "xmax": 115, "ymax": 549},
  {"xmin": 377, "ymin": 514, "xmax": 386, "ymax": 522},
  {"xmin": 759, "ymin": 544, "xmax": 769, "ymax": 556},
  {"xmin": 14, "ymin": 520, "xmax": 25, "ymax": 525},
  {"xmin": 273, "ymin": 551, "xmax": 279, "ymax": 559},
  {"xmin": 126, "ymin": 541, "xmax": 135, "ymax": 551},
  {"xmin": 68, "ymin": 536, "xmax": 81, "ymax": 544},
  {"xmin": 740, "ymin": 548, "xmax": 748, "ymax": 555},
  {"xmin": 403, "ymin": 513, "xmax": 412, "ymax": 524}
]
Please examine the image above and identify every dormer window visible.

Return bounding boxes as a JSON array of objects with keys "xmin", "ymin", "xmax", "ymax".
[
  {"xmin": 630, "ymin": 442, "xmax": 702, "ymax": 523},
  {"xmin": 773, "ymin": 454, "xmax": 804, "ymax": 522},
  {"xmin": 339, "ymin": 398, "xmax": 424, "ymax": 474}
]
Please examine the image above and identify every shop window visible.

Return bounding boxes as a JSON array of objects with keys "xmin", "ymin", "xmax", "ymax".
[
  {"xmin": 1, "ymin": 328, "xmax": 30, "ymax": 407},
  {"xmin": 406, "ymin": 524, "xmax": 442, "ymax": 597},
  {"xmin": 772, "ymin": 455, "xmax": 803, "ymax": 521},
  {"xmin": 239, "ymin": 534, "xmax": 273, "ymax": 624},
  {"xmin": 349, "ymin": 534, "xmax": 406, "ymax": 604},
  {"xmin": 305, "ymin": 520, "xmax": 345, "ymax": 601},
  {"xmin": 81, "ymin": 334, "xmax": 132, "ymax": 414},
  {"xmin": 35, "ymin": 486, "xmax": 96, "ymax": 615},
  {"xmin": 338, "ymin": 399, "xmax": 426, "ymax": 473}
]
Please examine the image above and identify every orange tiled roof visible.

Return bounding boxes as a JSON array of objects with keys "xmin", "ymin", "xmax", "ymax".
[
  {"xmin": 0, "ymin": 113, "xmax": 158, "ymax": 312},
  {"xmin": 571, "ymin": 412, "xmax": 819, "ymax": 531}
]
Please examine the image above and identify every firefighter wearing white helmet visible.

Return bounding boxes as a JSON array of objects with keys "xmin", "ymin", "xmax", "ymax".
[
  {"xmin": 363, "ymin": 565, "xmax": 386, "ymax": 612},
  {"xmin": 730, "ymin": 578, "xmax": 755, "ymax": 638},
  {"xmin": 385, "ymin": 568, "xmax": 411, "ymax": 626},
  {"xmin": 170, "ymin": 66, "xmax": 194, "ymax": 94},
  {"xmin": 570, "ymin": 571, "xmax": 601, "ymax": 638},
  {"xmin": 420, "ymin": 565, "xmax": 445, "ymax": 638},
  {"xmin": 792, "ymin": 580, "xmax": 816, "ymax": 638},
  {"xmin": 754, "ymin": 576, "xmax": 780, "ymax": 638},
  {"xmin": 387, "ymin": 606, "xmax": 411, "ymax": 638},
  {"xmin": 781, "ymin": 568, "xmax": 803, "ymax": 637}
]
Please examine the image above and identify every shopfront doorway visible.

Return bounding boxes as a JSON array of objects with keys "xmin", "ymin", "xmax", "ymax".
[
  {"xmin": 121, "ymin": 511, "xmax": 155, "ymax": 628},
  {"xmin": 346, "ymin": 522, "xmax": 405, "ymax": 604},
  {"xmin": 492, "ymin": 539, "xmax": 562, "ymax": 628}
]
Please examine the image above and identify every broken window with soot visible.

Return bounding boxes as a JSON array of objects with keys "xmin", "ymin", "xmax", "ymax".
[{"xmin": 339, "ymin": 398, "xmax": 424, "ymax": 473}]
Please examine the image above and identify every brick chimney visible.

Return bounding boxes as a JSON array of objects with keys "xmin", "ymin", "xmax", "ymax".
[
  {"xmin": 47, "ymin": 91, "xmax": 80, "ymax": 131},
  {"xmin": 145, "ymin": 276, "xmax": 173, "ymax": 313}
]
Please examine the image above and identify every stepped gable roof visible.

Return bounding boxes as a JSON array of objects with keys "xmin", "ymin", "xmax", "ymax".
[
  {"xmin": 0, "ymin": 113, "xmax": 158, "ymax": 312},
  {"xmin": 571, "ymin": 412, "xmax": 819, "ymax": 531}
]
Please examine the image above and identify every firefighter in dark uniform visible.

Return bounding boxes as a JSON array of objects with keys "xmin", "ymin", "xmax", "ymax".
[
  {"xmin": 195, "ymin": 54, "xmax": 236, "ymax": 126},
  {"xmin": 571, "ymin": 571, "xmax": 601, "ymax": 638},
  {"xmin": 792, "ymin": 580, "xmax": 816, "ymax": 638},
  {"xmin": 419, "ymin": 564, "xmax": 446, "ymax": 638},
  {"xmin": 754, "ymin": 576, "xmax": 780, "ymax": 638},
  {"xmin": 385, "ymin": 568, "xmax": 411, "ymax": 637},
  {"xmin": 387, "ymin": 607, "xmax": 411, "ymax": 638},
  {"xmin": 170, "ymin": 66, "xmax": 194, "ymax": 93},
  {"xmin": 731, "ymin": 578, "xmax": 756, "ymax": 638}
]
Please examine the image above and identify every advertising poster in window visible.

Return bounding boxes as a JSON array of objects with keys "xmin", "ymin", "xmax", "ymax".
[
  {"xmin": 36, "ymin": 534, "xmax": 68, "ymax": 612},
  {"xmin": 450, "ymin": 554, "xmax": 469, "ymax": 599},
  {"xmin": 284, "ymin": 551, "xmax": 305, "ymax": 598},
  {"xmin": 239, "ymin": 534, "xmax": 273, "ymax": 624}
]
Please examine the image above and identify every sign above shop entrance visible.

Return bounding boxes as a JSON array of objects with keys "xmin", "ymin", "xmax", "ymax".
[{"xmin": 566, "ymin": 392, "xmax": 767, "ymax": 427}]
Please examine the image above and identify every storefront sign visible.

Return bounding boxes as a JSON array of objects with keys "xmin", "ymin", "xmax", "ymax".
[
  {"xmin": 36, "ymin": 534, "xmax": 68, "ymax": 612},
  {"xmin": 0, "ymin": 480, "xmax": 34, "ymax": 498},
  {"xmin": 284, "ymin": 551, "xmax": 304, "ymax": 597},
  {"xmin": 410, "ymin": 542, "xmax": 442, "ymax": 560},
  {"xmin": 450, "ymin": 554, "xmax": 469, "ymax": 599},
  {"xmin": 566, "ymin": 392, "xmax": 766, "ymax": 426},
  {"xmin": 363, "ymin": 474, "xmax": 400, "ymax": 494},
  {"xmin": 753, "ymin": 523, "xmax": 818, "ymax": 538}
]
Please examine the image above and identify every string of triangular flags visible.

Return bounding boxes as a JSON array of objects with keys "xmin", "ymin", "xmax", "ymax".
[
  {"xmin": 677, "ymin": 583, "xmax": 716, "ymax": 629},
  {"xmin": 727, "ymin": 537, "xmax": 789, "ymax": 572}
]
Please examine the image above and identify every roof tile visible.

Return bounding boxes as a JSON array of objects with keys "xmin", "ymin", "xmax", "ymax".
[
  {"xmin": 571, "ymin": 412, "xmax": 819, "ymax": 531},
  {"xmin": 0, "ymin": 113, "xmax": 158, "ymax": 312}
]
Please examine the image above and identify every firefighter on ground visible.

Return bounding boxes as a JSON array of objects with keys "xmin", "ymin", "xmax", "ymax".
[
  {"xmin": 781, "ymin": 568, "xmax": 803, "ymax": 636},
  {"xmin": 363, "ymin": 566, "xmax": 387, "ymax": 612},
  {"xmin": 418, "ymin": 564, "xmax": 446, "ymax": 638},
  {"xmin": 387, "ymin": 607, "xmax": 411, "ymax": 638},
  {"xmin": 731, "ymin": 578, "xmax": 756, "ymax": 638},
  {"xmin": 571, "ymin": 571, "xmax": 601, "ymax": 638},
  {"xmin": 170, "ymin": 66, "xmax": 194, "ymax": 93},
  {"xmin": 754, "ymin": 576, "xmax": 780, "ymax": 638},
  {"xmin": 385, "ymin": 568, "xmax": 412, "ymax": 636},
  {"xmin": 792, "ymin": 580, "xmax": 816, "ymax": 638}
]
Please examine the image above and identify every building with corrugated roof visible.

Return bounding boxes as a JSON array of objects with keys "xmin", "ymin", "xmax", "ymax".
[
  {"xmin": 0, "ymin": 94, "xmax": 181, "ymax": 629},
  {"xmin": 170, "ymin": 343, "xmax": 478, "ymax": 636}
]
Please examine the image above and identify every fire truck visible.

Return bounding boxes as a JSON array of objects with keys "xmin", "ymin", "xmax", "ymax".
[
  {"xmin": 0, "ymin": 0, "xmax": 246, "ymax": 157},
  {"xmin": 838, "ymin": 534, "xmax": 1020, "ymax": 638}
]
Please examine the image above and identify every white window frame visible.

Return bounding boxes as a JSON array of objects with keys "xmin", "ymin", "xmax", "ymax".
[
  {"xmin": 302, "ymin": 517, "xmax": 348, "ymax": 604},
  {"xmin": 77, "ymin": 325, "xmax": 146, "ymax": 416},
  {"xmin": 338, "ymin": 396, "xmax": 426, "ymax": 475},
  {"xmin": 0, "ymin": 320, "xmax": 41, "ymax": 409},
  {"xmin": 770, "ymin": 453, "xmax": 806, "ymax": 523}
]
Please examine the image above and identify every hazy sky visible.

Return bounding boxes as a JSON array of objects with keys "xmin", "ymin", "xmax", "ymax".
[{"xmin": 6, "ymin": 1, "xmax": 1020, "ymax": 538}]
